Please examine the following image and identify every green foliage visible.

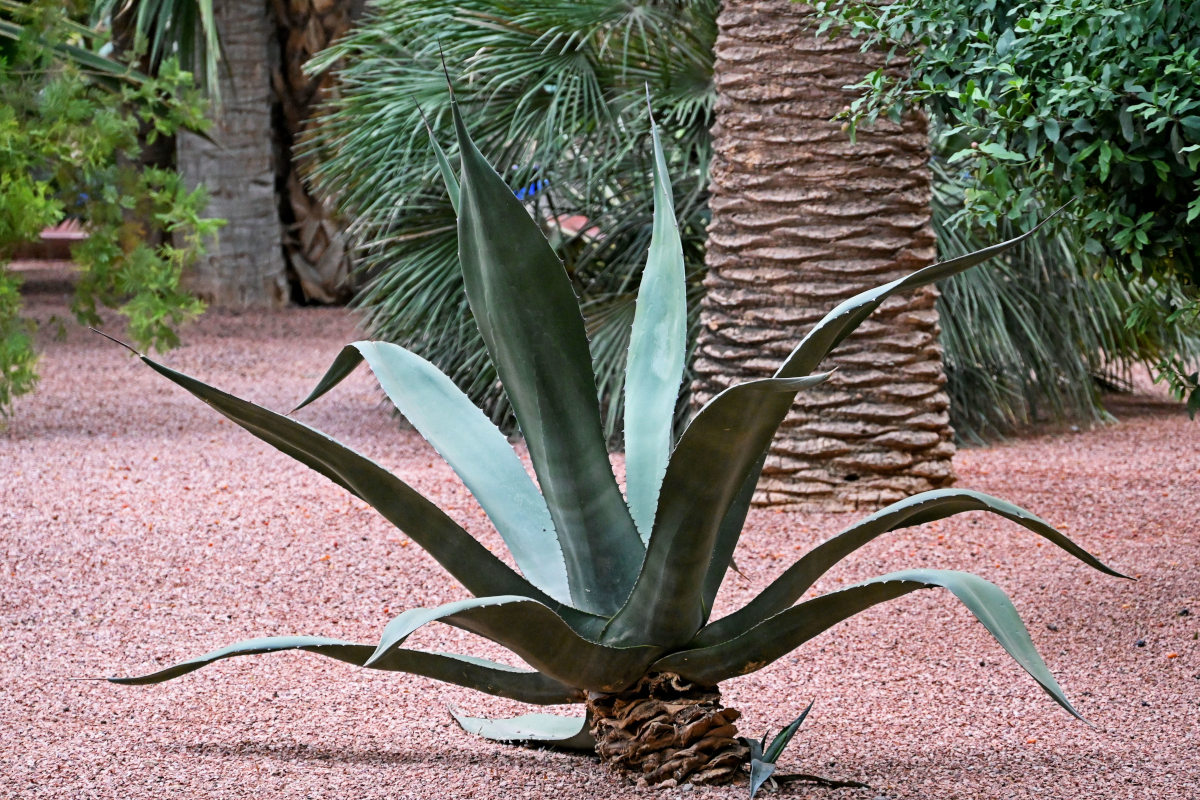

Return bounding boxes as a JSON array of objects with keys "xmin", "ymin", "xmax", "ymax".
[
  {"xmin": 815, "ymin": 0, "xmax": 1200, "ymax": 413},
  {"xmin": 304, "ymin": 0, "xmax": 715, "ymax": 440},
  {"xmin": 0, "ymin": 0, "xmax": 215, "ymax": 415},
  {"xmin": 933, "ymin": 158, "xmax": 1200, "ymax": 441},
  {"xmin": 112, "ymin": 104, "xmax": 1123, "ymax": 773}
]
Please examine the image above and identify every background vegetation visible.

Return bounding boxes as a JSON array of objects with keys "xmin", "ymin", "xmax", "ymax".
[
  {"xmin": 0, "ymin": 0, "xmax": 215, "ymax": 415},
  {"xmin": 310, "ymin": 0, "xmax": 1199, "ymax": 440},
  {"xmin": 305, "ymin": 0, "xmax": 716, "ymax": 440},
  {"xmin": 817, "ymin": 0, "xmax": 1200, "ymax": 414}
]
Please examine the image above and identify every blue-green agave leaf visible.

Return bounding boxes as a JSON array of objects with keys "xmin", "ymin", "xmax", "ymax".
[
  {"xmin": 694, "ymin": 489, "xmax": 1127, "ymax": 646},
  {"xmin": 749, "ymin": 759, "xmax": 777, "ymax": 800},
  {"xmin": 109, "ymin": 635, "xmax": 580, "ymax": 704},
  {"xmin": 368, "ymin": 596, "xmax": 660, "ymax": 692},
  {"xmin": 296, "ymin": 342, "xmax": 570, "ymax": 604},
  {"xmin": 136, "ymin": 355, "xmax": 561, "ymax": 610},
  {"xmin": 655, "ymin": 569, "xmax": 1084, "ymax": 719},
  {"xmin": 603, "ymin": 373, "xmax": 831, "ymax": 649},
  {"xmin": 624, "ymin": 115, "xmax": 688, "ymax": 541},
  {"xmin": 775, "ymin": 207, "xmax": 1070, "ymax": 380},
  {"xmin": 450, "ymin": 708, "xmax": 595, "ymax": 752},
  {"xmin": 452, "ymin": 100, "xmax": 644, "ymax": 614}
]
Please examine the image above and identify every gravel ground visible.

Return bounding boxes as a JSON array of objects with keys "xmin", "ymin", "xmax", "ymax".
[{"xmin": 3, "ymin": 269, "xmax": 1198, "ymax": 800}]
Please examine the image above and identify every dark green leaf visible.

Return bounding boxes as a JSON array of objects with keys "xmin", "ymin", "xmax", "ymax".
[
  {"xmin": 136, "ymin": 355, "xmax": 567, "ymax": 612},
  {"xmin": 603, "ymin": 374, "xmax": 831, "ymax": 648},
  {"xmin": 110, "ymin": 635, "xmax": 581, "ymax": 704},
  {"xmin": 764, "ymin": 699, "xmax": 814, "ymax": 763},
  {"xmin": 369, "ymin": 595, "xmax": 660, "ymax": 691},
  {"xmin": 452, "ymin": 100, "xmax": 644, "ymax": 614},
  {"xmin": 655, "ymin": 569, "xmax": 1085, "ymax": 720},
  {"xmin": 692, "ymin": 489, "xmax": 1127, "ymax": 646}
]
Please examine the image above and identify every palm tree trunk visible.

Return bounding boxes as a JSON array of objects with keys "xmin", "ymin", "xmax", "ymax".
[
  {"xmin": 177, "ymin": 0, "xmax": 289, "ymax": 309},
  {"xmin": 269, "ymin": 0, "xmax": 364, "ymax": 304},
  {"xmin": 695, "ymin": 0, "xmax": 955, "ymax": 510}
]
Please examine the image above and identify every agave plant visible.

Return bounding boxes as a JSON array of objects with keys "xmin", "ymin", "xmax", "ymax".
[{"xmin": 111, "ymin": 101, "xmax": 1124, "ymax": 788}]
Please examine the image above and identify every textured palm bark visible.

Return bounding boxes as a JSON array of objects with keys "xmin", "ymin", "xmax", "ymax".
[
  {"xmin": 177, "ymin": 0, "xmax": 289, "ymax": 309},
  {"xmin": 587, "ymin": 673, "xmax": 748, "ymax": 788},
  {"xmin": 696, "ymin": 0, "xmax": 954, "ymax": 510},
  {"xmin": 270, "ymin": 0, "xmax": 365, "ymax": 304}
]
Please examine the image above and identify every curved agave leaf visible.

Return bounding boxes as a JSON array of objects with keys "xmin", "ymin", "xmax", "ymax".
[
  {"xmin": 702, "ymin": 450, "xmax": 768, "ymax": 615},
  {"xmin": 694, "ymin": 209, "xmax": 1074, "ymax": 609},
  {"xmin": 135, "ymin": 355, "xmax": 566, "ymax": 612},
  {"xmin": 295, "ymin": 342, "xmax": 570, "ymax": 604},
  {"xmin": 450, "ymin": 708, "xmax": 595, "ymax": 752},
  {"xmin": 693, "ymin": 489, "xmax": 1128, "ymax": 646},
  {"xmin": 420, "ymin": 108, "xmax": 460, "ymax": 214},
  {"xmin": 624, "ymin": 114, "xmax": 688, "ymax": 541},
  {"xmin": 602, "ymin": 373, "xmax": 831, "ymax": 649},
  {"xmin": 109, "ymin": 635, "xmax": 580, "ymax": 704},
  {"xmin": 655, "ymin": 568, "xmax": 1084, "ymax": 719},
  {"xmin": 368, "ymin": 596, "xmax": 660, "ymax": 692},
  {"xmin": 775, "ymin": 206, "xmax": 1071, "ymax": 380},
  {"xmin": 452, "ymin": 100, "xmax": 644, "ymax": 614}
]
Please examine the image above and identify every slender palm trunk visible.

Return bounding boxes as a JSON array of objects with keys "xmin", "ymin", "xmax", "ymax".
[
  {"xmin": 270, "ymin": 0, "xmax": 364, "ymax": 303},
  {"xmin": 177, "ymin": 0, "xmax": 289, "ymax": 309},
  {"xmin": 695, "ymin": 0, "xmax": 954, "ymax": 510}
]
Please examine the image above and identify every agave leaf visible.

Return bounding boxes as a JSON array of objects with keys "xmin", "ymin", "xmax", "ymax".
[
  {"xmin": 603, "ymin": 373, "xmax": 831, "ymax": 648},
  {"xmin": 452, "ymin": 100, "xmax": 644, "ymax": 614},
  {"xmin": 450, "ymin": 708, "xmax": 595, "ymax": 752},
  {"xmin": 623, "ymin": 115, "xmax": 688, "ymax": 541},
  {"xmin": 702, "ymin": 450, "xmax": 768, "ymax": 615},
  {"xmin": 109, "ymin": 635, "xmax": 580, "ymax": 704},
  {"xmin": 775, "ymin": 206, "xmax": 1071, "ymax": 380},
  {"xmin": 748, "ymin": 759, "xmax": 777, "ymax": 800},
  {"xmin": 693, "ymin": 489, "xmax": 1127, "ymax": 646},
  {"xmin": 295, "ymin": 342, "xmax": 570, "ymax": 604},
  {"xmin": 695, "ymin": 210, "xmax": 1076, "ymax": 606},
  {"xmin": 420, "ymin": 109, "xmax": 460, "ymax": 213},
  {"xmin": 135, "ymin": 355, "xmax": 568, "ymax": 613},
  {"xmin": 368, "ymin": 595, "xmax": 661, "ymax": 692},
  {"xmin": 763, "ymin": 699, "xmax": 814, "ymax": 764},
  {"xmin": 655, "ymin": 568, "xmax": 1084, "ymax": 719}
]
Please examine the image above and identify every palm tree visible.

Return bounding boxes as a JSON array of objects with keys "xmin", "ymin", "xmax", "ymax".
[
  {"xmin": 95, "ymin": 0, "xmax": 362, "ymax": 306},
  {"xmin": 694, "ymin": 0, "xmax": 954, "ymax": 510}
]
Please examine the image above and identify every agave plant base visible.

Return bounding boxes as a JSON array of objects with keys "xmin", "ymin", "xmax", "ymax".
[{"xmin": 587, "ymin": 673, "xmax": 748, "ymax": 787}]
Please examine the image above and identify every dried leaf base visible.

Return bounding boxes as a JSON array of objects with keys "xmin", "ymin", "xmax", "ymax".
[{"xmin": 587, "ymin": 673, "xmax": 749, "ymax": 788}]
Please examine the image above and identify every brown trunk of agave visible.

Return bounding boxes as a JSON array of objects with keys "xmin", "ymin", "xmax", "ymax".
[
  {"xmin": 269, "ymin": 0, "xmax": 365, "ymax": 304},
  {"xmin": 586, "ymin": 673, "xmax": 748, "ymax": 788},
  {"xmin": 696, "ymin": 0, "xmax": 955, "ymax": 510}
]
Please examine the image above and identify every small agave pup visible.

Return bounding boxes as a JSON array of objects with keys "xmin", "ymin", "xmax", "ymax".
[{"xmin": 111, "ymin": 101, "xmax": 1125, "ymax": 788}]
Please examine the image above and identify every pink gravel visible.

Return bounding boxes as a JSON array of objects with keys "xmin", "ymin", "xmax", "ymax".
[{"xmin": 3, "ymin": 270, "xmax": 1198, "ymax": 800}]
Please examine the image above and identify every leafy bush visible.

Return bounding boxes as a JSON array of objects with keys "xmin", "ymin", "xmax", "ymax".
[
  {"xmin": 817, "ymin": 0, "xmax": 1200, "ymax": 412},
  {"xmin": 933, "ymin": 157, "xmax": 1200, "ymax": 439},
  {"xmin": 111, "ymin": 102, "xmax": 1123, "ymax": 789},
  {"xmin": 0, "ymin": 0, "xmax": 215, "ymax": 416}
]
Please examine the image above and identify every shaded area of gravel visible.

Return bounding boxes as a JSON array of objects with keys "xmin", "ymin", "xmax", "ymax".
[{"xmin": 3, "ymin": 271, "xmax": 1198, "ymax": 799}]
